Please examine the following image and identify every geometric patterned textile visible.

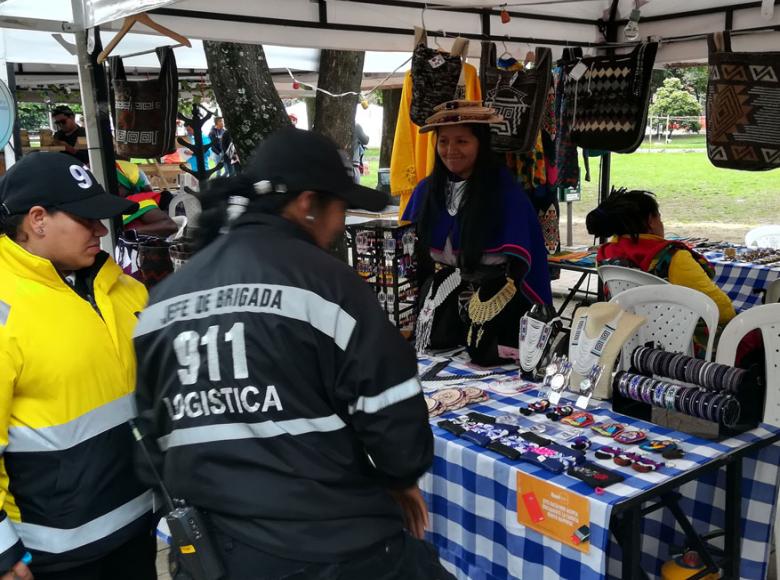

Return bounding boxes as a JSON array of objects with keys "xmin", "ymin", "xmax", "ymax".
[
  {"xmin": 410, "ymin": 35, "xmax": 463, "ymax": 126},
  {"xmin": 707, "ymin": 31, "xmax": 780, "ymax": 171},
  {"xmin": 110, "ymin": 46, "xmax": 178, "ymax": 159},
  {"xmin": 483, "ymin": 45, "xmax": 553, "ymax": 154},
  {"xmin": 568, "ymin": 42, "xmax": 658, "ymax": 154}
]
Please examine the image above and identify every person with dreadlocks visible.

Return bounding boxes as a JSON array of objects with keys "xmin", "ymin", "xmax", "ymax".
[
  {"xmin": 402, "ymin": 100, "xmax": 552, "ymax": 366},
  {"xmin": 115, "ymin": 160, "xmax": 178, "ymax": 238},
  {"xmin": 586, "ymin": 187, "xmax": 736, "ymax": 324}
]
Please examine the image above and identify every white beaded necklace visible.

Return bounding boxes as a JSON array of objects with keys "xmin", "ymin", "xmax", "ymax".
[
  {"xmin": 415, "ymin": 269, "xmax": 462, "ymax": 353},
  {"xmin": 568, "ymin": 312, "xmax": 623, "ymax": 375},
  {"xmin": 518, "ymin": 315, "xmax": 555, "ymax": 373}
]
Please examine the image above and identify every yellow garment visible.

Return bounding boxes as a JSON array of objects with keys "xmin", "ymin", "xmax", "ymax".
[
  {"xmin": 0, "ymin": 235, "xmax": 150, "ymax": 564},
  {"xmin": 668, "ymin": 249, "xmax": 736, "ymax": 324},
  {"xmin": 390, "ymin": 63, "xmax": 482, "ymax": 216}
]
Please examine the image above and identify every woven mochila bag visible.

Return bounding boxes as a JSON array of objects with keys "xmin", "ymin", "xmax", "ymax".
[{"xmin": 707, "ymin": 31, "xmax": 780, "ymax": 171}]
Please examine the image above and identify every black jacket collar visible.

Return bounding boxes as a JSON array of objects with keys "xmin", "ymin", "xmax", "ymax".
[{"xmin": 231, "ymin": 212, "xmax": 318, "ymax": 247}]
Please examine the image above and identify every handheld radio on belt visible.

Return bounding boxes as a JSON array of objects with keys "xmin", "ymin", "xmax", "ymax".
[{"xmin": 130, "ymin": 420, "xmax": 226, "ymax": 580}]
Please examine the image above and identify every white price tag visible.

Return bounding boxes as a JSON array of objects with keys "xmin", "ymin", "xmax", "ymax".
[
  {"xmin": 575, "ymin": 394, "xmax": 592, "ymax": 409},
  {"xmin": 762, "ymin": 0, "xmax": 774, "ymax": 20},
  {"xmin": 568, "ymin": 61, "xmax": 588, "ymax": 81},
  {"xmin": 428, "ymin": 54, "xmax": 446, "ymax": 69},
  {"xmin": 549, "ymin": 391, "xmax": 562, "ymax": 405}
]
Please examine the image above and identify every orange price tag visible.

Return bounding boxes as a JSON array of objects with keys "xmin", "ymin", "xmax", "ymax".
[{"xmin": 517, "ymin": 472, "xmax": 591, "ymax": 553}]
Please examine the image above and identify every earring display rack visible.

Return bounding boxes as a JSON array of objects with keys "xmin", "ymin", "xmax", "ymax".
[{"xmin": 345, "ymin": 219, "xmax": 418, "ymax": 339}]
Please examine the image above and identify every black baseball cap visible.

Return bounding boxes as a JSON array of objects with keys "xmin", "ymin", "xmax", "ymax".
[
  {"xmin": 246, "ymin": 127, "xmax": 388, "ymax": 211},
  {"xmin": 0, "ymin": 153, "xmax": 137, "ymax": 219}
]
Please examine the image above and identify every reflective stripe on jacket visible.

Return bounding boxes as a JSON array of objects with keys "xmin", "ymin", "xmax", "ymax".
[{"xmin": 0, "ymin": 235, "xmax": 152, "ymax": 572}]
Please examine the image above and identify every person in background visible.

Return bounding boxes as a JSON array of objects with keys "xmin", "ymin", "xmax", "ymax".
[
  {"xmin": 116, "ymin": 160, "xmax": 178, "ymax": 238},
  {"xmin": 51, "ymin": 105, "xmax": 89, "ymax": 165},
  {"xmin": 208, "ymin": 117, "xmax": 226, "ymax": 175},
  {"xmin": 133, "ymin": 128, "xmax": 453, "ymax": 580},
  {"xmin": 0, "ymin": 153, "xmax": 155, "ymax": 580},
  {"xmin": 184, "ymin": 124, "xmax": 212, "ymax": 174},
  {"xmin": 221, "ymin": 129, "xmax": 239, "ymax": 176},
  {"xmin": 352, "ymin": 122, "xmax": 369, "ymax": 184},
  {"xmin": 587, "ymin": 188, "xmax": 736, "ymax": 324}
]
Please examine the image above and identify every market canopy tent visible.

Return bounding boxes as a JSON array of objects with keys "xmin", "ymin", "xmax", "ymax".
[
  {"xmin": 3, "ymin": 0, "xmax": 779, "ymax": 64},
  {"xmin": 1, "ymin": 28, "xmax": 412, "ymax": 98}
]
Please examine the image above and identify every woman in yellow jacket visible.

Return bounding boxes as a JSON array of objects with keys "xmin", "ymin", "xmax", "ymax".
[
  {"xmin": 587, "ymin": 188, "xmax": 736, "ymax": 324},
  {"xmin": 0, "ymin": 153, "xmax": 154, "ymax": 580}
]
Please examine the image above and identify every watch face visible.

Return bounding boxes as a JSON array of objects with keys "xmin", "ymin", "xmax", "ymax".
[
  {"xmin": 579, "ymin": 379, "xmax": 592, "ymax": 393},
  {"xmin": 551, "ymin": 374, "xmax": 566, "ymax": 390},
  {"xmin": 545, "ymin": 363, "xmax": 558, "ymax": 376}
]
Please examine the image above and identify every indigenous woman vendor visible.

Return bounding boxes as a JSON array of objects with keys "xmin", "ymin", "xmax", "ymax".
[
  {"xmin": 402, "ymin": 100, "xmax": 553, "ymax": 366},
  {"xmin": 587, "ymin": 188, "xmax": 736, "ymax": 324}
]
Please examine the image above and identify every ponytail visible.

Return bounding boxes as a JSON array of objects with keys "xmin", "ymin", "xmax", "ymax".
[
  {"xmin": 194, "ymin": 176, "xmax": 290, "ymax": 251},
  {"xmin": 585, "ymin": 188, "xmax": 660, "ymax": 241},
  {"xmin": 193, "ymin": 176, "xmax": 338, "ymax": 251}
]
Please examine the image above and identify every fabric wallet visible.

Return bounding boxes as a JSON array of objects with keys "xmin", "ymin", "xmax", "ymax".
[
  {"xmin": 567, "ymin": 462, "xmax": 625, "ymax": 488},
  {"xmin": 568, "ymin": 42, "xmax": 658, "ymax": 153},
  {"xmin": 520, "ymin": 443, "xmax": 585, "ymax": 474},
  {"xmin": 706, "ymin": 30, "xmax": 780, "ymax": 170},
  {"xmin": 461, "ymin": 422, "xmax": 518, "ymax": 447}
]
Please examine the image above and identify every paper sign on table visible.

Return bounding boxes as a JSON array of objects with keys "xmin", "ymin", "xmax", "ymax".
[{"xmin": 517, "ymin": 472, "xmax": 591, "ymax": 553}]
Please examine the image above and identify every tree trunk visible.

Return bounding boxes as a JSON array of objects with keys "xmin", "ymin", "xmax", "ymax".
[
  {"xmin": 203, "ymin": 41, "xmax": 291, "ymax": 163},
  {"xmin": 305, "ymin": 97, "xmax": 316, "ymax": 130},
  {"xmin": 312, "ymin": 50, "xmax": 365, "ymax": 153},
  {"xmin": 379, "ymin": 88, "xmax": 402, "ymax": 169}
]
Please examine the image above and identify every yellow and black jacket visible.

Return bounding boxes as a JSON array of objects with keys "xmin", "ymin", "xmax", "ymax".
[{"xmin": 0, "ymin": 235, "xmax": 152, "ymax": 573}]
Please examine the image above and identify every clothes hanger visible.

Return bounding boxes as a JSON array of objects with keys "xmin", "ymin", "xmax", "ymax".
[
  {"xmin": 97, "ymin": 12, "xmax": 192, "ymax": 64},
  {"xmin": 499, "ymin": 37, "xmax": 513, "ymax": 61}
]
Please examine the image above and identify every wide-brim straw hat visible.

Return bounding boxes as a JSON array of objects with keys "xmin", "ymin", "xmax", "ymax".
[{"xmin": 419, "ymin": 99, "xmax": 505, "ymax": 133}]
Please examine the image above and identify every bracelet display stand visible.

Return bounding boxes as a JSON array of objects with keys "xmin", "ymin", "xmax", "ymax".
[{"xmin": 612, "ymin": 345, "xmax": 764, "ymax": 437}]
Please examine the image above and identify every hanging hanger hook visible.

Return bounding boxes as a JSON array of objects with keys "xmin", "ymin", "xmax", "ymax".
[
  {"xmin": 421, "ymin": 3, "xmax": 427, "ymax": 30},
  {"xmin": 433, "ymin": 29, "xmax": 445, "ymax": 49}
]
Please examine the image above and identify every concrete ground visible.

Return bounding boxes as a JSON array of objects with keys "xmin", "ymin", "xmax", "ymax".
[{"xmin": 154, "ymin": 268, "xmax": 777, "ymax": 579}]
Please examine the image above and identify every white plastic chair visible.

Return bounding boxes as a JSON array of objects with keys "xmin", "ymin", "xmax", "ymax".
[
  {"xmin": 598, "ymin": 264, "xmax": 669, "ymax": 298},
  {"xmin": 745, "ymin": 225, "xmax": 780, "ymax": 249},
  {"xmin": 715, "ymin": 303, "xmax": 780, "ymax": 574},
  {"xmin": 611, "ymin": 285, "xmax": 720, "ymax": 366},
  {"xmin": 170, "ymin": 216, "xmax": 188, "ymax": 240},
  {"xmin": 716, "ymin": 304, "xmax": 780, "ymax": 426},
  {"xmin": 168, "ymin": 191, "xmax": 202, "ymax": 225},
  {"xmin": 764, "ymin": 279, "xmax": 780, "ymax": 304}
]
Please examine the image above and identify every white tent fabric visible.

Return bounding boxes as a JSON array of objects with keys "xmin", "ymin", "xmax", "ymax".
[{"xmin": 2, "ymin": 1, "xmax": 780, "ymax": 64}]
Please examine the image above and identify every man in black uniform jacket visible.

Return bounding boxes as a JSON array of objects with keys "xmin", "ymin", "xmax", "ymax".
[{"xmin": 133, "ymin": 127, "xmax": 454, "ymax": 580}]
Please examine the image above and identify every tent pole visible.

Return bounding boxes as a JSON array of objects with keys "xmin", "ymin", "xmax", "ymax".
[
  {"xmin": 74, "ymin": 25, "xmax": 120, "ymax": 251},
  {"xmin": 4, "ymin": 62, "xmax": 21, "ymax": 166}
]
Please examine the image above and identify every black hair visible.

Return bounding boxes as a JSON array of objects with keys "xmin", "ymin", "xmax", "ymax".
[
  {"xmin": 51, "ymin": 105, "xmax": 75, "ymax": 118},
  {"xmin": 193, "ymin": 175, "xmax": 338, "ymax": 251},
  {"xmin": 0, "ymin": 214, "xmax": 25, "ymax": 241},
  {"xmin": 417, "ymin": 123, "xmax": 501, "ymax": 272},
  {"xmin": 585, "ymin": 188, "xmax": 660, "ymax": 241},
  {"xmin": 0, "ymin": 208, "xmax": 60, "ymax": 242}
]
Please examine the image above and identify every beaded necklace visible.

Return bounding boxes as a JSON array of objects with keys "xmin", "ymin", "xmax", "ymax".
[{"xmin": 467, "ymin": 278, "xmax": 516, "ymax": 348}]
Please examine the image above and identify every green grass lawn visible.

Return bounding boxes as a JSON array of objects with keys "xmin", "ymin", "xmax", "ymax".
[
  {"xmin": 359, "ymin": 148, "xmax": 381, "ymax": 188},
  {"xmin": 639, "ymin": 134, "xmax": 706, "ymax": 149},
  {"xmin": 573, "ymin": 152, "xmax": 780, "ymax": 227}
]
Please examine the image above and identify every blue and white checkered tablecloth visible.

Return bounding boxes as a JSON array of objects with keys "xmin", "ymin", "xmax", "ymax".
[
  {"xmin": 703, "ymin": 251, "xmax": 780, "ymax": 312},
  {"xmin": 418, "ymin": 356, "xmax": 780, "ymax": 580}
]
